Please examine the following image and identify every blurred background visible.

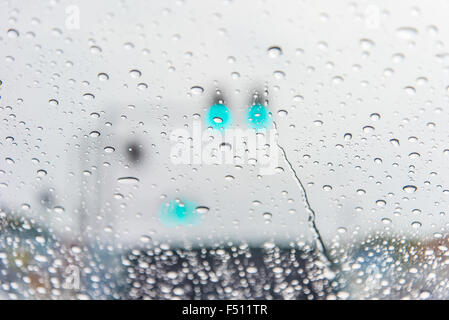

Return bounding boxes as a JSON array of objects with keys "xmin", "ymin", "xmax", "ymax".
[{"xmin": 1, "ymin": 0, "xmax": 449, "ymax": 299}]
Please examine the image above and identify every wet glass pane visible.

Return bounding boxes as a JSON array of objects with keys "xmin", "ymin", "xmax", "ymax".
[{"xmin": 0, "ymin": 0, "xmax": 448, "ymax": 300}]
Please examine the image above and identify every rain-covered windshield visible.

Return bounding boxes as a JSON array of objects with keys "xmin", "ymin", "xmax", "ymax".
[{"xmin": 1, "ymin": 0, "xmax": 448, "ymax": 300}]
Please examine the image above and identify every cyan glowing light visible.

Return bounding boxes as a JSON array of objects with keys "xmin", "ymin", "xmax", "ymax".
[
  {"xmin": 247, "ymin": 103, "xmax": 272, "ymax": 130},
  {"xmin": 158, "ymin": 198, "xmax": 203, "ymax": 228},
  {"xmin": 206, "ymin": 103, "xmax": 233, "ymax": 131}
]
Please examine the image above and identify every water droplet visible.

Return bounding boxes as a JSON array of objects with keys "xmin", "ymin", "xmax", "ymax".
[
  {"xmin": 139, "ymin": 235, "xmax": 152, "ymax": 243},
  {"xmin": 396, "ymin": 27, "xmax": 418, "ymax": 40},
  {"xmin": 376, "ymin": 200, "xmax": 386, "ymax": 207},
  {"xmin": 427, "ymin": 25, "xmax": 438, "ymax": 36},
  {"xmin": 277, "ymin": 109, "xmax": 288, "ymax": 117},
  {"xmin": 392, "ymin": 53, "xmax": 405, "ymax": 63},
  {"xmin": 409, "ymin": 152, "xmax": 420, "ymax": 159},
  {"xmin": 332, "ymin": 76, "xmax": 344, "ymax": 84},
  {"xmin": 337, "ymin": 227, "xmax": 347, "ymax": 234},
  {"xmin": 246, "ymin": 266, "xmax": 258, "ymax": 274},
  {"xmin": 159, "ymin": 199, "xmax": 203, "ymax": 227},
  {"xmin": 390, "ymin": 138, "xmax": 400, "ymax": 147},
  {"xmin": 83, "ymin": 93, "xmax": 95, "ymax": 101},
  {"xmin": 404, "ymin": 86, "xmax": 416, "ymax": 95},
  {"xmin": 54, "ymin": 206, "xmax": 65, "ymax": 214},
  {"xmin": 247, "ymin": 104, "xmax": 272, "ymax": 130},
  {"xmin": 137, "ymin": 83, "xmax": 148, "ymax": 90},
  {"xmin": 71, "ymin": 246, "xmax": 82, "ymax": 254},
  {"xmin": 117, "ymin": 177, "xmax": 140, "ymax": 184},
  {"xmin": 267, "ymin": 46, "xmax": 282, "ymax": 58},
  {"xmin": 190, "ymin": 86, "xmax": 204, "ymax": 95},
  {"xmin": 7, "ymin": 29, "xmax": 19, "ymax": 38},
  {"xmin": 98, "ymin": 73, "xmax": 109, "ymax": 81},
  {"xmin": 5, "ymin": 158, "xmax": 16, "ymax": 164},
  {"xmin": 363, "ymin": 126, "xmax": 375, "ymax": 133},
  {"xmin": 206, "ymin": 103, "xmax": 232, "ymax": 131},
  {"xmin": 90, "ymin": 46, "xmax": 102, "ymax": 54},
  {"xmin": 130, "ymin": 69, "xmax": 142, "ymax": 78},
  {"xmin": 196, "ymin": 206, "xmax": 210, "ymax": 214},
  {"xmin": 263, "ymin": 212, "xmax": 272, "ymax": 221},
  {"xmin": 273, "ymin": 71, "xmax": 285, "ymax": 79},
  {"xmin": 123, "ymin": 42, "xmax": 135, "ymax": 50},
  {"xmin": 411, "ymin": 221, "xmax": 422, "ymax": 229},
  {"xmin": 360, "ymin": 38, "xmax": 375, "ymax": 50}
]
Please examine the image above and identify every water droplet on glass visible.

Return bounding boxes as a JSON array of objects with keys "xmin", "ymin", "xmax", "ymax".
[
  {"xmin": 376, "ymin": 200, "xmax": 386, "ymax": 207},
  {"xmin": 273, "ymin": 71, "xmax": 285, "ymax": 79},
  {"xmin": 396, "ymin": 27, "xmax": 418, "ymax": 39},
  {"xmin": 98, "ymin": 73, "xmax": 109, "ymax": 81},
  {"xmin": 190, "ymin": 86, "xmax": 204, "ymax": 95},
  {"xmin": 403, "ymin": 185, "xmax": 417, "ymax": 193},
  {"xmin": 267, "ymin": 46, "xmax": 282, "ymax": 58},
  {"xmin": 117, "ymin": 177, "xmax": 140, "ymax": 184},
  {"xmin": 196, "ymin": 206, "xmax": 210, "ymax": 214}
]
